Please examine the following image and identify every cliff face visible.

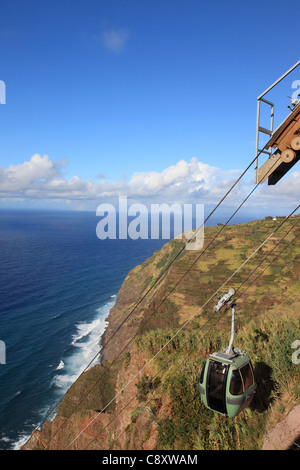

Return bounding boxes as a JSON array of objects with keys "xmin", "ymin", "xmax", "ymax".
[{"xmin": 22, "ymin": 217, "xmax": 300, "ymax": 450}]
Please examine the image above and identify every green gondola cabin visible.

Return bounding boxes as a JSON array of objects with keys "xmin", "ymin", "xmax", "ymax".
[
  {"xmin": 198, "ymin": 288, "xmax": 257, "ymax": 417},
  {"xmin": 198, "ymin": 349, "xmax": 257, "ymax": 417}
]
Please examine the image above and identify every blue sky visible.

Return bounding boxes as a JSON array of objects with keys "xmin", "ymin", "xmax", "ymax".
[{"xmin": 0, "ymin": 0, "xmax": 299, "ymax": 214}]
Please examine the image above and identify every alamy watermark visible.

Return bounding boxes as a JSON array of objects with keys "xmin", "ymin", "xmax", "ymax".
[
  {"xmin": 0, "ymin": 80, "xmax": 6, "ymax": 104},
  {"xmin": 1, "ymin": 81, "xmax": 8, "ymax": 363},
  {"xmin": 0, "ymin": 341, "xmax": 6, "ymax": 364},
  {"xmin": 96, "ymin": 196, "xmax": 204, "ymax": 250},
  {"xmin": 290, "ymin": 79, "xmax": 300, "ymax": 106},
  {"xmin": 292, "ymin": 340, "xmax": 300, "ymax": 365}
]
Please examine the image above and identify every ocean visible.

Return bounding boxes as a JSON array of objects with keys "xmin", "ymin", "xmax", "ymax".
[{"xmin": 0, "ymin": 208, "xmax": 254, "ymax": 449}]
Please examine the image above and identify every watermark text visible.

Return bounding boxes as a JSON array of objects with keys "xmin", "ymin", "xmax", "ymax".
[
  {"xmin": 0, "ymin": 340, "xmax": 6, "ymax": 364},
  {"xmin": 96, "ymin": 197, "xmax": 204, "ymax": 250},
  {"xmin": 0, "ymin": 80, "xmax": 6, "ymax": 104},
  {"xmin": 292, "ymin": 340, "xmax": 300, "ymax": 365}
]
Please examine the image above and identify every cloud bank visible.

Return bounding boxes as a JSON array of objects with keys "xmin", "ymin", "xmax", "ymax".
[
  {"xmin": 0, "ymin": 154, "xmax": 234, "ymax": 201},
  {"xmin": 0, "ymin": 154, "xmax": 299, "ymax": 213}
]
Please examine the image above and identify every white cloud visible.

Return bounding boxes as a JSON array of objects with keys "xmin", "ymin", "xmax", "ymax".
[
  {"xmin": 252, "ymin": 170, "xmax": 300, "ymax": 208},
  {"xmin": 99, "ymin": 28, "xmax": 130, "ymax": 53},
  {"xmin": 127, "ymin": 158, "xmax": 221, "ymax": 199},
  {"xmin": 0, "ymin": 154, "xmax": 59, "ymax": 192}
]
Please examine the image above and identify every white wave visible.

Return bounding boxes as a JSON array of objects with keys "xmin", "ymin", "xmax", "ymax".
[
  {"xmin": 2, "ymin": 427, "xmax": 36, "ymax": 450},
  {"xmin": 56, "ymin": 360, "xmax": 64, "ymax": 370},
  {"xmin": 52, "ymin": 299, "xmax": 114, "ymax": 392},
  {"xmin": 9, "ymin": 297, "xmax": 117, "ymax": 450},
  {"xmin": 12, "ymin": 432, "xmax": 32, "ymax": 450},
  {"xmin": 71, "ymin": 317, "xmax": 103, "ymax": 346}
]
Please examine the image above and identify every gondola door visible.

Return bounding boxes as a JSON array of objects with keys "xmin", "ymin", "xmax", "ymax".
[{"xmin": 207, "ymin": 361, "xmax": 228, "ymax": 415}]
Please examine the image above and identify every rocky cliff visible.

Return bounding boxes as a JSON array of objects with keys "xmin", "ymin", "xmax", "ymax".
[{"xmin": 22, "ymin": 217, "xmax": 300, "ymax": 450}]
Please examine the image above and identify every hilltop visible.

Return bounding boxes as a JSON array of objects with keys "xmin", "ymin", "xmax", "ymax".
[{"xmin": 22, "ymin": 216, "xmax": 300, "ymax": 450}]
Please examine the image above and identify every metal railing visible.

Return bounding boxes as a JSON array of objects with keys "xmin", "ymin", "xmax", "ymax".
[{"xmin": 255, "ymin": 60, "xmax": 300, "ymax": 183}]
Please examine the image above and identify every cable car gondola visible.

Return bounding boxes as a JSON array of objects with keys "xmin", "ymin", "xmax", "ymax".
[{"xmin": 198, "ymin": 289, "xmax": 257, "ymax": 417}]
